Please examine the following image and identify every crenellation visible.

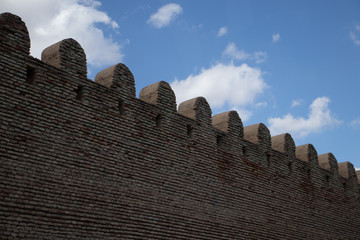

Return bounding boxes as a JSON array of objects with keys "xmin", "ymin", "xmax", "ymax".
[
  {"xmin": 178, "ymin": 97, "xmax": 212, "ymax": 126},
  {"xmin": 41, "ymin": 38, "xmax": 87, "ymax": 79},
  {"xmin": 268, "ymin": 134, "xmax": 296, "ymax": 177},
  {"xmin": 243, "ymin": 123, "xmax": 271, "ymax": 149},
  {"xmin": 271, "ymin": 133, "xmax": 295, "ymax": 158},
  {"xmin": 295, "ymin": 144, "xmax": 318, "ymax": 166},
  {"xmin": 243, "ymin": 123, "xmax": 271, "ymax": 165},
  {"xmin": 212, "ymin": 111, "xmax": 244, "ymax": 138},
  {"xmin": 318, "ymin": 152, "xmax": 339, "ymax": 174},
  {"xmin": 212, "ymin": 111, "xmax": 244, "ymax": 154},
  {"xmin": 94, "ymin": 63, "xmax": 136, "ymax": 97},
  {"xmin": 0, "ymin": 13, "xmax": 30, "ymax": 85},
  {"xmin": 338, "ymin": 161, "xmax": 357, "ymax": 180},
  {"xmin": 1, "ymin": 12, "xmax": 360, "ymax": 239},
  {"xmin": 139, "ymin": 81, "xmax": 177, "ymax": 113},
  {"xmin": 336, "ymin": 162, "xmax": 360, "ymax": 197},
  {"xmin": 0, "ymin": 12, "xmax": 30, "ymax": 56}
]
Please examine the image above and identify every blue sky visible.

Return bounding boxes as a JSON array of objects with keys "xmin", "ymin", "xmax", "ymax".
[{"xmin": 2, "ymin": 0, "xmax": 360, "ymax": 169}]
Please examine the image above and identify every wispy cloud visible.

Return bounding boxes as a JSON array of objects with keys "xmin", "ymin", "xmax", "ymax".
[
  {"xmin": 0, "ymin": 0, "xmax": 123, "ymax": 68},
  {"xmin": 223, "ymin": 42, "xmax": 267, "ymax": 64},
  {"xmin": 268, "ymin": 97, "xmax": 341, "ymax": 138},
  {"xmin": 350, "ymin": 32, "xmax": 360, "ymax": 46},
  {"xmin": 254, "ymin": 51, "xmax": 268, "ymax": 63},
  {"xmin": 217, "ymin": 26, "xmax": 227, "ymax": 37},
  {"xmin": 272, "ymin": 33, "xmax": 280, "ymax": 43},
  {"xmin": 291, "ymin": 99, "xmax": 303, "ymax": 107},
  {"xmin": 223, "ymin": 42, "xmax": 250, "ymax": 61},
  {"xmin": 255, "ymin": 102, "xmax": 268, "ymax": 109},
  {"xmin": 349, "ymin": 117, "xmax": 360, "ymax": 129},
  {"xmin": 147, "ymin": 3, "xmax": 183, "ymax": 28},
  {"xmin": 350, "ymin": 24, "xmax": 360, "ymax": 46},
  {"xmin": 171, "ymin": 63, "xmax": 267, "ymax": 117}
]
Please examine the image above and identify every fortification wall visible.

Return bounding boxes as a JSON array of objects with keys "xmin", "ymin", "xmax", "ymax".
[{"xmin": 1, "ymin": 12, "xmax": 360, "ymax": 239}]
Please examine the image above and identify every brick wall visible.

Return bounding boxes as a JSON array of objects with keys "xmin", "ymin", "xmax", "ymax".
[{"xmin": 1, "ymin": 12, "xmax": 360, "ymax": 239}]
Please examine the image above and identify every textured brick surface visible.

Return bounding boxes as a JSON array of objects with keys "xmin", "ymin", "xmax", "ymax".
[{"xmin": 1, "ymin": 12, "xmax": 360, "ymax": 239}]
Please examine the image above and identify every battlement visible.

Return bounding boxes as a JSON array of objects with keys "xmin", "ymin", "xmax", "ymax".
[{"xmin": 1, "ymin": 12, "xmax": 360, "ymax": 239}]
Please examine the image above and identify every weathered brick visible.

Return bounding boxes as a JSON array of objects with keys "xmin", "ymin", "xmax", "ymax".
[{"xmin": 1, "ymin": 12, "xmax": 360, "ymax": 240}]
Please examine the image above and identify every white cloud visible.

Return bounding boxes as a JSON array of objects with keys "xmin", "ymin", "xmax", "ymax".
[
  {"xmin": 171, "ymin": 62, "xmax": 267, "ymax": 112},
  {"xmin": 268, "ymin": 97, "xmax": 341, "ymax": 138},
  {"xmin": 171, "ymin": 41, "xmax": 269, "ymax": 122},
  {"xmin": 355, "ymin": 168, "xmax": 360, "ymax": 171},
  {"xmin": 217, "ymin": 26, "xmax": 227, "ymax": 37},
  {"xmin": 291, "ymin": 99, "xmax": 303, "ymax": 107},
  {"xmin": 350, "ymin": 24, "xmax": 360, "ymax": 46},
  {"xmin": 350, "ymin": 117, "xmax": 360, "ymax": 128},
  {"xmin": 0, "ymin": 0, "xmax": 123, "ymax": 67},
  {"xmin": 223, "ymin": 42, "xmax": 267, "ymax": 64},
  {"xmin": 147, "ymin": 3, "xmax": 183, "ymax": 28},
  {"xmin": 272, "ymin": 33, "xmax": 280, "ymax": 43},
  {"xmin": 223, "ymin": 42, "xmax": 250, "ymax": 61}
]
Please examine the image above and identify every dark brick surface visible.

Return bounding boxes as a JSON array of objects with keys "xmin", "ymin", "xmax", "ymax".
[{"xmin": 1, "ymin": 12, "xmax": 360, "ymax": 240}]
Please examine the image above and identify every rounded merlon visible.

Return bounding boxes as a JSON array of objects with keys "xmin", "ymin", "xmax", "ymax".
[
  {"xmin": 244, "ymin": 123, "xmax": 271, "ymax": 149},
  {"xmin": 41, "ymin": 38, "xmax": 87, "ymax": 79},
  {"xmin": 139, "ymin": 81, "xmax": 176, "ymax": 112},
  {"xmin": 178, "ymin": 97, "xmax": 212, "ymax": 125},
  {"xmin": 318, "ymin": 152, "xmax": 338, "ymax": 174},
  {"xmin": 295, "ymin": 144, "xmax": 318, "ymax": 164},
  {"xmin": 271, "ymin": 133, "xmax": 295, "ymax": 157},
  {"xmin": 338, "ymin": 161, "xmax": 356, "ymax": 179},
  {"xmin": 95, "ymin": 63, "xmax": 136, "ymax": 97},
  {"xmin": 0, "ymin": 12, "xmax": 30, "ymax": 55}
]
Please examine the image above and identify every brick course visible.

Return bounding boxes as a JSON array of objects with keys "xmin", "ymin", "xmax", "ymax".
[{"xmin": 1, "ymin": 12, "xmax": 360, "ymax": 239}]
